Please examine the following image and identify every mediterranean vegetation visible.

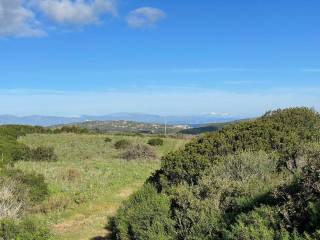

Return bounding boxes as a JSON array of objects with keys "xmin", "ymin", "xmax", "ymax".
[
  {"xmin": 1, "ymin": 107, "xmax": 320, "ymax": 240},
  {"xmin": 0, "ymin": 124, "xmax": 187, "ymax": 239},
  {"xmin": 110, "ymin": 107, "xmax": 320, "ymax": 240}
]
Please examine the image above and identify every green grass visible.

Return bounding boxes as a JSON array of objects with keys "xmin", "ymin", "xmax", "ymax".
[{"xmin": 15, "ymin": 133, "xmax": 188, "ymax": 240}]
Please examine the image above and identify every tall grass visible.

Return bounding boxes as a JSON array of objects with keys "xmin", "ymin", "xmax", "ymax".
[{"xmin": 13, "ymin": 133, "xmax": 187, "ymax": 239}]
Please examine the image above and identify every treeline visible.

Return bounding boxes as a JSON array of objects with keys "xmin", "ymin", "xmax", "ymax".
[{"xmin": 110, "ymin": 107, "xmax": 320, "ymax": 239}]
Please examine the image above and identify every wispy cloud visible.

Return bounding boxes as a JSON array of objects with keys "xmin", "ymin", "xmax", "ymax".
[
  {"xmin": 126, "ymin": 7, "xmax": 166, "ymax": 28},
  {"xmin": 0, "ymin": 0, "xmax": 45, "ymax": 37},
  {"xmin": 34, "ymin": 0, "xmax": 117, "ymax": 26}
]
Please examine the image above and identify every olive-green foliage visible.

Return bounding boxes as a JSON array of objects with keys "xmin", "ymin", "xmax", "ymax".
[
  {"xmin": 104, "ymin": 137, "xmax": 112, "ymax": 143},
  {"xmin": 26, "ymin": 146, "xmax": 58, "ymax": 162},
  {"xmin": 121, "ymin": 144, "xmax": 157, "ymax": 160},
  {"xmin": 53, "ymin": 125, "xmax": 89, "ymax": 134},
  {"xmin": 273, "ymin": 142, "xmax": 320, "ymax": 234},
  {"xmin": 111, "ymin": 108, "xmax": 320, "ymax": 240},
  {"xmin": 157, "ymin": 107, "xmax": 320, "ymax": 188},
  {"xmin": 225, "ymin": 206, "xmax": 290, "ymax": 240},
  {"xmin": 114, "ymin": 139, "xmax": 132, "ymax": 150},
  {"xmin": 111, "ymin": 184, "xmax": 175, "ymax": 240},
  {"xmin": 147, "ymin": 138, "xmax": 164, "ymax": 146},
  {"xmin": 0, "ymin": 217, "xmax": 54, "ymax": 240},
  {"xmin": 0, "ymin": 125, "xmax": 49, "ymax": 166},
  {"xmin": 2, "ymin": 169, "xmax": 49, "ymax": 204}
]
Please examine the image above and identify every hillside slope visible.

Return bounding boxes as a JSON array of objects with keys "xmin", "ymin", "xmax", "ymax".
[
  {"xmin": 54, "ymin": 120, "xmax": 189, "ymax": 134},
  {"xmin": 111, "ymin": 107, "xmax": 320, "ymax": 240}
]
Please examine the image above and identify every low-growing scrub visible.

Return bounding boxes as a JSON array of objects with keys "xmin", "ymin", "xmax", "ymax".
[
  {"xmin": 111, "ymin": 184, "xmax": 175, "ymax": 239},
  {"xmin": 114, "ymin": 139, "xmax": 132, "ymax": 150},
  {"xmin": 2, "ymin": 169, "xmax": 49, "ymax": 205},
  {"xmin": 35, "ymin": 194, "xmax": 71, "ymax": 214},
  {"xmin": 104, "ymin": 137, "xmax": 112, "ymax": 143},
  {"xmin": 147, "ymin": 138, "xmax": 164, "ymax": 146},
  {"xmin": 27, "ymin": 146, "xmax": 58, "ymax": 162},
  {"xmin": 121, "ymin": 144, "xmax": 157, "ymax": 160},
  {"xmin": 61, "ymin": 168, "xmax": 82, "ymax": 182},
  {"xmin": 53, "ymin": 126, "xmax": 89, "ymax": 134},
  {"xmin": 111, "ymin": 108, "xmax": 320, "ymax": 240},
  {"xmin": 0, "ymin": 217, "xmax": 54, "ymax": 240}
]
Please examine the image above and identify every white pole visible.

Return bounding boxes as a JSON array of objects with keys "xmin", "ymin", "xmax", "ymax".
[{"xmin": 164, "ymin": 116, "xmax": 167, "ymax": 136}]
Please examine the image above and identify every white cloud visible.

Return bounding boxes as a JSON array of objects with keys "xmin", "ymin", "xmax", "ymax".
[
  {"xmin": 35, "ymin": 0, "xmax": 116, "ymax": 25},
  {"xmin": 0, "ymin": 0, "xmax": 45, "ymax": 37},
  {"xmin": 126, "ymin": 7, "xmax": 165, "ymax": 28}
]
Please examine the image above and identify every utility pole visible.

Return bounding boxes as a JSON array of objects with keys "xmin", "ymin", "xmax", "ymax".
[{"xmin": 164, "ymin": 116, "xmax": 167, "ymax": 136}]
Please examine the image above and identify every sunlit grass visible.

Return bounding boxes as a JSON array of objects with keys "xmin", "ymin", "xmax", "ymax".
[{"xmin": 15, "ymin": 133, "xmax": 188, "ymax": 240}]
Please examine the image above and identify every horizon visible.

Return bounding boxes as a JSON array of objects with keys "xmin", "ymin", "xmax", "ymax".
[{"xmin": 1, "ymin": 0, "xmax": 320, "ymax": 116}]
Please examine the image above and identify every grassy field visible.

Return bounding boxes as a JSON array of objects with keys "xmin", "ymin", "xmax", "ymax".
[{"xmin": 15, "ymin": 133, "xmax": 188, "ymax": 240}]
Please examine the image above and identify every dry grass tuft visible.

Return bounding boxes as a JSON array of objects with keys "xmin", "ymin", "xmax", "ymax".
[{"xmin": 0, "ymin": 180, "xmax": 23, "ymax": 220}]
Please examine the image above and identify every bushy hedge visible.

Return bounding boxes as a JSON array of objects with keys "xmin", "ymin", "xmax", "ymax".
[
  {"xmin": 0, "ymin": 217, "xmax": 54, "ymax": 240},
  {"xmin": 111, "ymin": 184, "xmax": 175, "ymax": 240},
  {"xmin": 111, "ymin": 108, "xmax": 320, "ymax": 240},
  {"xmin": 147, "ymin": 138, "xmax": 164, "ymax": 146}
]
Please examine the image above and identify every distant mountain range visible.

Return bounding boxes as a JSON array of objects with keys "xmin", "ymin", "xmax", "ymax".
[{"xmin": 0, "ymin": 113, "xmax": 238, "ymax": 127}]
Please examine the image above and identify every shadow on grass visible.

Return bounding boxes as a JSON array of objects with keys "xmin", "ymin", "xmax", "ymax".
[{"xmin": 90, "ymin": 217, "xmax": 115, "ymax": 240}]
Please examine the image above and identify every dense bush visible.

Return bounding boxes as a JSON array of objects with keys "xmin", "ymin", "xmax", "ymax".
[
  {"xmin": 104, "ymin": 137, "xmax": 112, "ymax": 143},
  {"xmin": 0, "ymin": 125, "xmax": 50, "ymax": 166},
  {"xmin": 111, "ymin": 184, "xmax": 175, "ymax": 240},
  {"xmin": 26, "ymin": 146, "xmax": 58, "ymax": 162},
  {"xmin": 121, "ymin": 144, "xmax": 157, "ymax": 160},
  {"xmin": 147, "ymin": 138, "xmax": 164, "ymax": 146},
  {"xmin": 111, "ymin": 108, "xmax": 320, "ymax": 240},
  {"xmin": 114, "ymin": 139, "xmax": 132, "ymax": 150},
  {"xmin": 2, "ymin": 169, "xmax": 49, "ymax": 204},
  {"xmin": 0, "ymin": 217, "xmax": 54, "ymax": 240}
]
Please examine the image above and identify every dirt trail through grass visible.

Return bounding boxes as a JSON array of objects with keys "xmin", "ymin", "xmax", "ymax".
[
  {"xmin": 16, "ymin": 133, "xmax": 188, "ymax": 240},
  {"xmin": 52, "ymin": 186, "xmax": 136, "ymax": 240}
]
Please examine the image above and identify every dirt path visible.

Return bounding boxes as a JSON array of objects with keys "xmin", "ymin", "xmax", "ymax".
[{"xmin": 52, "ymin": 187, "xmax": 135, "ymax": 240}]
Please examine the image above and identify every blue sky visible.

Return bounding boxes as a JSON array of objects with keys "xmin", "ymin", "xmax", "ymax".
[{"xmin": 0, "ymin": 0, "xmax": 320, "ymax": 117}]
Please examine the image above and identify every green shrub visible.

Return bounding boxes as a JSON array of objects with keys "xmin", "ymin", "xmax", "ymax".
[
  {"xmin": 225, "ymin": 206, "xmax": 287, "ymax": 240},
  {"xmin": 104, "ymin": 137, "xmax": 112, "ymax": 143},
  {"xmin": 114, "ymin": 139, "xmax": 132, "ymax": 150},
  {"xmin": 148, "ymin": 138, "xmax": 164, "ymax": 146},
  {"xmin": 121, "ymin": 144, "xmax": 157, "ymax": 160},
  {"xmin": 0, "ymin": 125, "xmax": 50, "ymax": 166},
  {"xmin": 111, "ymin": 184, "xmax": 175, "ymax": 240},
  {"xmin": 111, "ymin": 108, "xmax": 320, "ymax": 240},
  {"xmin": 27, "ymin": 146, "xmax": 58, "ymax": 162},
  {"xmin": 2, "ymin": 169, "xmax": 49, "ymax": 204},
  {"xmin": 0, "ymin": 217, "xmax": 54, "ymax": 240}
]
